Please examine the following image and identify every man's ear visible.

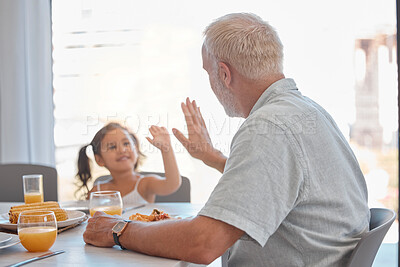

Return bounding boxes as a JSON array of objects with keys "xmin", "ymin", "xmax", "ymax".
[
  {"xmin": 94, "ymin": 154, "xmax": 105, "ymax": 167},
  {"xmin": 218, "ymin": 62, "xmax": 232, "ymax": 88}
]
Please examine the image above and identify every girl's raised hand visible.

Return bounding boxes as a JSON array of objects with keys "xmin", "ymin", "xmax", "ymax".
[{"xmin": 146, "ymin": 126, "xmax": 172, "ymax": 152}]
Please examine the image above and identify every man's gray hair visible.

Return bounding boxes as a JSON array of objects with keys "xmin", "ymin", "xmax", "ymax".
[{"xmin": 203, "ymin": 13, "xmax": 284, "ymax": 80}]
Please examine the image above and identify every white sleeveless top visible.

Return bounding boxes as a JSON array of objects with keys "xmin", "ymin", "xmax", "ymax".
[
  {"xmin": 122, "ymin": 176, "xmax": 148, "ymax": 205},
  {"xmin": 96, "ymin": 176, "xmax": 148, "ymax": 205}
]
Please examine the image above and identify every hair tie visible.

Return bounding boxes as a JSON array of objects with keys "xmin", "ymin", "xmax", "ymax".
[{"xmin": 89, "ymin": 143, "xmax": 98, "ymax": 154}]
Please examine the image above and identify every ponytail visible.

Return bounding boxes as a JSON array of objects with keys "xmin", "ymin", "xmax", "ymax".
[{"xmin": 75, "ymin": 144, "xmax": 92, "ymax": 198}]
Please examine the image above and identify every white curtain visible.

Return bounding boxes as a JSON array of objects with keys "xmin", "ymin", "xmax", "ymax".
[{"xmin": 0, "ymin": 0, "xmax": 55, "ymax": 166}]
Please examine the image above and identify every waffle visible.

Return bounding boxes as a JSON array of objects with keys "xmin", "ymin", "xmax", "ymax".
[{"xmin": 9, "ymin": 201, "xmax": 68, "ymax": 224}]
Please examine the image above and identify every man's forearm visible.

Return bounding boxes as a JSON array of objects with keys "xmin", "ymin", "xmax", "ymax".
[
  {"xmin": 119, "ymin": 218, "xmax": 214, "ymax": 264},
  {"xmin": 118, "ymin": 216, "xmax": 242, "ymax": 264}
]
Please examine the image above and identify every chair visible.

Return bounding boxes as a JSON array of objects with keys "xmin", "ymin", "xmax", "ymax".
[
  {"xmin": 0, "ymin": 163, "xmax": 58, "ymax": 202},
  {"xmin": 94, "ymin": 172, "xmax": 191, "ymax": 202},
  {"xmin": 347, "ymin": 208, "xmax": 396, "ymax": 267},
  {"xmin": 93, "ymin": 174, "xmax": 113, "ymax": 185}
]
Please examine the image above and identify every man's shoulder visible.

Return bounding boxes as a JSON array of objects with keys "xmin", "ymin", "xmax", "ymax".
[
  {"xmin": 240, "ymin": 101, "xmax": 303, "ymax": 134},
  {"xmin": 248, "ymin": 92, "xmax": 330, "ymax": 129}
]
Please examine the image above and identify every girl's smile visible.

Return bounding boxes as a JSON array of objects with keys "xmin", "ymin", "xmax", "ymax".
[
  {"xmin": 95, "ymin": 128, "xmax": 139, "ymax": 171},
  {"xmin": 116, "ymin": 155, "xmax": 130, "ymax": 162}
]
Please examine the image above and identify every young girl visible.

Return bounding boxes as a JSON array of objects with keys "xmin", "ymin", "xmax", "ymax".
[{"xmin": 76, "ymin": 122, "xmax": 181, "ymax": 205}]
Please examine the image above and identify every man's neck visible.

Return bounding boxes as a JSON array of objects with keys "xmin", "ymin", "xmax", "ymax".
[{"xmin": 239, "ymin": 74, "xmax": 285, "ymax": 118}]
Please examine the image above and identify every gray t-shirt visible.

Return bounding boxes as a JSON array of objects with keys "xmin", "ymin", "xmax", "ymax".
[{"xmin": 198, "ymin": 78, "xmax": 369, "ymax": 267}]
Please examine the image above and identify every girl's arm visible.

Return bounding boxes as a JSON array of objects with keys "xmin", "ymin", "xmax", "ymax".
[{"xmin": 145, "ymin": 126, "xmax": 181, "ymax": 196}]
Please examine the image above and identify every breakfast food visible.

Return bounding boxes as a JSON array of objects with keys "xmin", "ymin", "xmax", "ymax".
[
  {"xmin": 10, "ymin": 201, "xmax": 59, "ymax": 211},
  {"xmin": 129, "ymin": 209, "xmax": 171, "ymax": 222},
  {"xmin": 9, "ymin": 201, "xmax": 68, "ymax": 224}
]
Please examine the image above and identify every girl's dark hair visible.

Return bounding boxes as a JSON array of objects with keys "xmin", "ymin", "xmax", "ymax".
[{"xmin": 75, "ymin": 122, "xmax": 145, "ymax": 198}]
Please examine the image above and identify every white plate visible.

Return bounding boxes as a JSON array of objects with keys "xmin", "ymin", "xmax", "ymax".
[
  {"xmin": 0, "ymin": 232, "xmax": 12, "ymax": 244},
  {"xmin": 0, "ymin": 210, "xmax": 87, "ymax": 231},
  {"xmin": 0, "ymin": 234, "xmax": 20, "ymax": 249},
  {"xmin": 61, "ymin": 200, "xmax": 89, "ymax": 214}
]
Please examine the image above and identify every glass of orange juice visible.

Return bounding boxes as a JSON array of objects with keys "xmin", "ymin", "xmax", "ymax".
[
  {"xmin": 22, "ymin": 174, "xmax": 44, "ymax": 204},
  {"xmin": 89, "ymin": 191, "xmax": 123, "ymax": 216},
  {"xmin": 18, "ymin": 211, "xmax": 57, "ymax": 252}
]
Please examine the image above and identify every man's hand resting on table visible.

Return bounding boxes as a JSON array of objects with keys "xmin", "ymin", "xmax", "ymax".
[{"xmin": 83, "ymin": 211, "xmax": 122, "ymax": 247}]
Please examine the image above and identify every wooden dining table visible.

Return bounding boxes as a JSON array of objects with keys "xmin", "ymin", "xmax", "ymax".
[{"xmin": 0, "ymin": 202, "xmax": 214, "ymax": 266}]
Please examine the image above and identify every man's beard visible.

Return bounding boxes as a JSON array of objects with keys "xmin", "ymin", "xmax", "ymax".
[{"xmin": 213, "ymin": 75, "xmax": 242, "ymax": 118}]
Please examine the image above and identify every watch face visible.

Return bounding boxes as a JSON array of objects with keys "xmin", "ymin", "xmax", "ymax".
[{"xmin": 112, "ymin": 221, "xmax": 126, "ymax": 233}]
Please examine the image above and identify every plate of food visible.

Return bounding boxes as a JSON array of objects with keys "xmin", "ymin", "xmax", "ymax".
[
  {"xmin": 0, "ymin": 201, "xmax": 87, "ymax": 231},
  {"xmin": 128, "ymin": 208, "xmax": 193, "ymax": 222},
  {"xmin": 129, "ymin": 208, "xmax": 171, "ymax": 222}
]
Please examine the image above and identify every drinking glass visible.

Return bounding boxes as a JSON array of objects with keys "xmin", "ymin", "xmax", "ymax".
[
  {"xmin": 23, "ymin": 174, "xmax": 44, "ymax": 204},
  {"xmin": 18, "ymin": 211, "xmax": 57, "ymax": 252},
  {"xmin": 89, "ymin": 191, "xmax": 123, "ymax": 216}
]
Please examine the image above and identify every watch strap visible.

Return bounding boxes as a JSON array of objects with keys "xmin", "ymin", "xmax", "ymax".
[
  {"xmin": 113, "ymin": 232, "xmax": 125, "ymax": 250},
  {"xmin": 113, "ymin": 220, "xmax": 130, "ymax": 250}
]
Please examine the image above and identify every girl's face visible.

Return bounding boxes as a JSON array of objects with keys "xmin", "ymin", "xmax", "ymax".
[{"xmin": 94, "ymin": 128, "xmax": 138, "ymax": 173}]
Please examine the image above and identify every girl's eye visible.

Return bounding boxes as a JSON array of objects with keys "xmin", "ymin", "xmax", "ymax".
[
  {"xmin": 108, "ymin": 145, "xmax": 116, "ymax": 150},
  {"xmin": 124, "ymin": 142, "xmax": 131, "ymax": 147}
]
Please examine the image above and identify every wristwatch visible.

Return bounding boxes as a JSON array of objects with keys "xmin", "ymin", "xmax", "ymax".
[{"xmin": 112, "ymin": 220, "xmax": 131, "ymax": 250}]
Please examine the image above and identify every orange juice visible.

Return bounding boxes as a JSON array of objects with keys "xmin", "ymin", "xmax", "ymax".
[
  {"xmin": 19, "ymin": 226, "xmax": 57, "ymax": 252},
  {"xmin": 24, "ymin": 193, "xmax": 44, "ymax": 204},
  {"xmin": 90, "ymin": 206, "xmax": 122, "ymax": 216}
]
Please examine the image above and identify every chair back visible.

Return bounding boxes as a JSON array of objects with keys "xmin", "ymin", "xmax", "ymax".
[
  {"xmin": 347, "ymin": 208, "xmax": 396, "ymax": 267},
  {"xmin": 94, "ymin": 172, "xmax": 190, "ymax": 202},
  {"xmin": 93, "ymin": 174, "xmax": 112, "ymax": 185},
  {"xmin": 0, "ymin": 163, "xmax": 58, "ymax": 202}
]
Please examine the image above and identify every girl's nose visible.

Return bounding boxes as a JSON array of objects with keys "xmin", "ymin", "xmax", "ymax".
[{"xmin": 118, "ymin": 144, "xmax": 127, "ymax": 153}]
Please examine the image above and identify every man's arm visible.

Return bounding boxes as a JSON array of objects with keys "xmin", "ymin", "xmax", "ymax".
[
  {"xmin": 83, "ymin": 212, "xmax": 243, "ymax": 265},
  {"xmin": 173, "ymin": 97, "xmax": 227, "ymax": 173}
]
